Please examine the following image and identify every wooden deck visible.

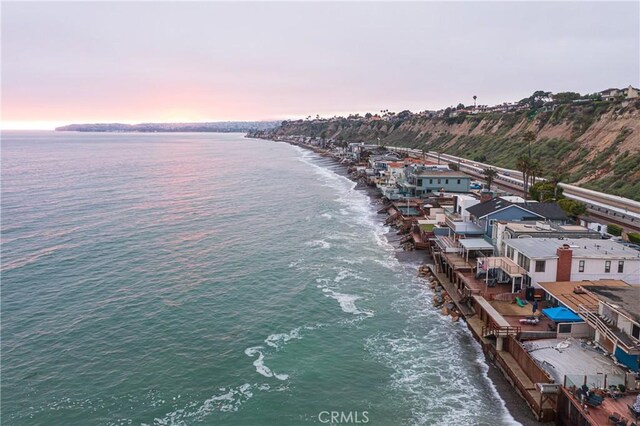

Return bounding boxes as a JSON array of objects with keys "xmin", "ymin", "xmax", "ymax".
[
  {"xmin": 457, "ymin": 272, "xmax": 512, "ymax": 298},
  {"xmin": 441, "ymin": 252, "xmax": 474, "ymax": 271},
  {"xmin": 563, "ymin": 387, "xmax": 640, "ymax": 426}
]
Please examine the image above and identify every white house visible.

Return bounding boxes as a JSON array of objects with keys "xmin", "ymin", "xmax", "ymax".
[
  {"xmin": 625, "ymin": 85, "xmax": 639, "ymax": 99},
  {"xmin": 502, "ymin": 238, "xmax": 640, "ymax": 287},
  {"xmin": 600, "ymin": 88, "xmax": 621, "ymax": 101},
  {"xmin": 493, "ymin": 221, "xmax": 601, "ymax": 256}
]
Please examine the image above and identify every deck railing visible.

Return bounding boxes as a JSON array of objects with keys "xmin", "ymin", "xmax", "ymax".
[
  {"xmin": 481, "ymin": 323, "xmax": 521, "ymax": 338},
  {"xmin": 577, "ymin": 304, "xmax": 634, "ymax": 353}
]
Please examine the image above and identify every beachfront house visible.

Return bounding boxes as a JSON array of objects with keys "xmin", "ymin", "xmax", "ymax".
[
  {"xmin": 466, "ymin": 198, "xmax": 569, "ymax": 238},
  {"xmin": 493, "ymin": 220, "xmax": 602, "ymax": 256},
  {"xmin": 398, "ymin": 165, "xmax": 471, "ymax": 197},
  {"xmin": 540, "ymin": 279, "xmax": 640, "ymax": 372},
  {"xmin": 502, "ymin": 238, "xmax": 640, "ymax": 288},
  {"xmin": 578, "ymin": 284, "xmax": 640, "ymax": 371}
]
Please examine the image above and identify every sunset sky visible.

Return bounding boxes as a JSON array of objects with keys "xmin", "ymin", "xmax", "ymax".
[{"xmin": 2, "ymin": 1, "xmax": 639, "ymax": 130}]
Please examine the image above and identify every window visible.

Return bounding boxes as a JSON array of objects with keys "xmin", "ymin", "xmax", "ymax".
[
  {"xmin": 517, "ymin": 253, "xmax": 531, "ymax": 271},
  {"xmin": 417, "ymin": 179, "xmax": 423, "ymax": 187},
  {"xmin": 618, "ymin": 261, "xmax": 624, "ymax": 273},
  {"xmin": 535, "ymin": 260, "xmax": 546, "ymax": 273},
  {"xmin": 445, "ymin": 179, "xmax": 449, "ymax": 184},
  {"xmin": 429, "ymin": 179, "xmax": 433, "ymax": 184},
  {"xmin": 605, "ymin": 260, "xmax": 611, "ymax": 273},
  {"xmin": 457, "ymin": 179, "xmax": 461, "ymax": 184},
  {"xmin": 579, "ymin": 260, "xmax": 585, "ymax": 273},
  {"xmin": 506, "ymin": 246, "xmax": 514, "ymax": 259},
  {"xmin": 633, "ymin": 324, "xmax": 640, "ymax": 340},
  {"xmin": 558, "ymin": 324, "xmax": 572, "ymax": 334},
  {"xmin": 437, "ymin": 179, "xmax": 441, "ymax": 184}
]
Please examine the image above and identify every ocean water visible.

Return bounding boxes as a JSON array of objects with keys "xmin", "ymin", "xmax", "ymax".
[{"xmin": 1, "ymin": 132, "xmax": 518, "ymax": 425}]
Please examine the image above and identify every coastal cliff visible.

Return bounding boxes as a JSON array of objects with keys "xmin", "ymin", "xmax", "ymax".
[{"xmin": 258, "ymin": 101, "xmax": 640, "ymax": 200}]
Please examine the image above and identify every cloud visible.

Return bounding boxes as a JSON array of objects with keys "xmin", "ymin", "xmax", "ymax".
[{"xmin": 2, "ymin": 1, "xmax": 638, "ymax": 128}]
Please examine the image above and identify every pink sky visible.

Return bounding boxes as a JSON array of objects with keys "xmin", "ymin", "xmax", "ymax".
[{"xmin": 2, "ymin": 2, "xmax": 639, "ymax": 130}]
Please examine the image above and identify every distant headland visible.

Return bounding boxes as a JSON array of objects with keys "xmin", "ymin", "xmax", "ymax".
[{"xmin": 55, "ymin": 121, "xmax": 280, "ymax": 133}]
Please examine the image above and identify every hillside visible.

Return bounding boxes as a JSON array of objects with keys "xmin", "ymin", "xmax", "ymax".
[{"xmin": 258, "ymin": 100, "xmax": 640, "ymax": 200}]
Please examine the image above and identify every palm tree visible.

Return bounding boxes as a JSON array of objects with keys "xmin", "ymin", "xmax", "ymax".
[
  {"xmin": 528, "ymin": 159, "xmax": 543, "ymax": 189},
  {"xmin": 482, "ymin": 167, "xmax": 498, "ymax": 191},
  {"xmin": 548, "ymin": 171, "xmax": 565, "ymax": 199},
  {"xmin": 523, "ymin": 131, "xmax": 536, "ymax": 159},
  {"xmin": 516, "ymin": 156, "xmax": 531, "ymax": 200},
  {"xmin": 473, "ymin": 95, "xmax": 477, "ymax": 108}
]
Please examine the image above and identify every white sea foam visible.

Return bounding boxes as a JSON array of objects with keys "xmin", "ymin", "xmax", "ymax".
[
  {"xmin": 336, "ymin": 256, "xmax": 364, "ymax": 265},
  {"xmin": 265, "ymin": 327, "xmax": 302, "ymax": 349},
  {"xmin": 373, "ymin": 257, "xmax": 400, "ymax": 271},
  {"xmin": 322, "ymin": 288, "xmax": 374, "ymax": 317},
  {"xmin": 152, "ymin": 382, "xmax": 258, "ymax": 425},
  {"xmin": 244, "ymin": 347, "xmax": 289, "ymax": 381},
  {"xmin": 288, "ymin": 259, "xmax": 301, "ymax": 268},
  {"xmin": 320, "ymin": 212, "xmax": 333, "ymax": 220},
  {"xmin": 332, "ymin": 267, "xmax": 370, "ymax": 283},
  {"xmin": 305, "ymin": 239, "xmax": 331, "ymax": 249}
]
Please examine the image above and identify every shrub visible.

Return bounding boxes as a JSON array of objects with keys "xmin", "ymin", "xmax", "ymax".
[
  {"xmin": 558, "ymin": 199, "xmax": 587, "ymax": 219},
  {"xmin": 607, "ymin": 224, "xmax": 623, "ymax": 237},
  {"xmin": 628, "ymin": 233, "xmax": 640, "ymax": 244}
]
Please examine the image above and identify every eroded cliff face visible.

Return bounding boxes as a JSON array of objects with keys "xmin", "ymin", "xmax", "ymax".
[{"xmin": 267, "ymin": 101, "xmax": 640, "ymax": 200}]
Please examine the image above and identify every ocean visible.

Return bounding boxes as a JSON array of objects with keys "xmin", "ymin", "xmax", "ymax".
[{"xmin": 1, "ymin": 131, "xmax": 518, "ymax": 425}]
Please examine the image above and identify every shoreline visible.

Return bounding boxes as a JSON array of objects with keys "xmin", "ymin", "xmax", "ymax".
[{"xmin": 269, "ymin": 136, "xmax": 546, "ymax": 426}]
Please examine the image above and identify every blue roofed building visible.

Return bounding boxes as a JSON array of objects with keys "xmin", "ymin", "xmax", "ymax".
[{"xmin": 466, "ymin": 197, "xmax": 569, "ymax": 238}]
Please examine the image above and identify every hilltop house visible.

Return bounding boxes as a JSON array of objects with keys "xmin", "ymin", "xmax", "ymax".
[
  {"xmin": 625, "ymin": 85, "xmax": 639, "ymax": 99},
  {"xmin": 600, "ymin": 88, "xmax": 620, "ymax": 101},
  {"xmin": 600, "ymin": 85, "xmax": 640, "ymax": 102}
]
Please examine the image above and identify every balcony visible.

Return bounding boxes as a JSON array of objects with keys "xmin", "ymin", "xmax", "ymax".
[
  {"xmin": 578, "ymin": 304, "xmax": 640, "ymax": 355},
  {"xmin": 480, "ymin": 257, "xmax": 527, "ymax": 277}
]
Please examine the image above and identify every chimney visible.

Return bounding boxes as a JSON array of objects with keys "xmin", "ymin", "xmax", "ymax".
[
  {"xmin": 480, "ymin": 190, "xmax": 493, "ymax": 203},
  {"xmin": 556, "ymin": 246, "xmax": 573, "ymax": 281}
]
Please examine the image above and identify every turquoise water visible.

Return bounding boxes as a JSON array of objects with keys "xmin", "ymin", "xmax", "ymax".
[{"xmin": 1, "ymin": 132, "xmax": 517, "ymax": 425}]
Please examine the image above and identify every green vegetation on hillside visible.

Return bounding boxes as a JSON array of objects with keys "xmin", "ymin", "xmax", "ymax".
[{"xmin": 263, "ymin": 98, "xmax": 640, "ymax": 200}]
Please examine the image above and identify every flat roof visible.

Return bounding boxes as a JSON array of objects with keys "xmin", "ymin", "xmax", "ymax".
[
  {"xmin": 582, "ymin": 284, "xmax": 640, "ymax": 324},
  {"xmin": 537, "ymin": 280, "xmax": 628, "ymax": 312},
  {"xmin": 412, "ymin": 170, "xmax": 469, "ymax": 178},
  {"xmin": 503, "ymin": 221, "xmax": 594, "ymax": 234},
  {"xmin": 459, "ymin": 238, "xmax": 495, "ymax": 251},
  {"xmin": 500, "ymin": 196, "xmax": 527, "ymax": 203},
  {"xmin": 523, "ymin": 338, "xmax": 625, "ymax": 384},
  {"xmin": 505, "ymin": 238, "xmax": 640, "ymax": 260}
]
